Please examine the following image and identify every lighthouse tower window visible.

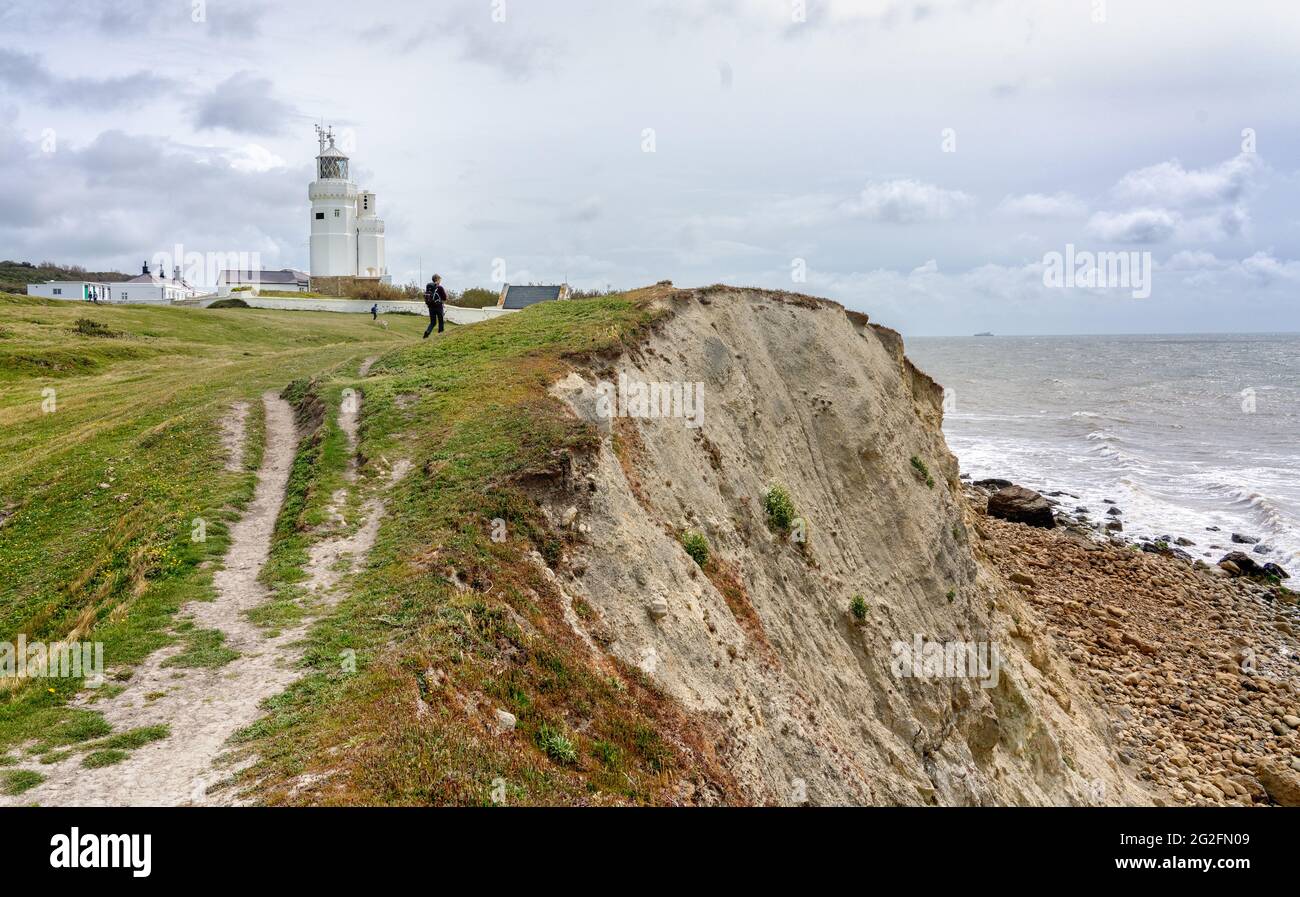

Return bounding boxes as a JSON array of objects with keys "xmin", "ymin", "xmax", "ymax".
[
  {"xmin": 333, "ymin": 209, "xmax": 340, "ymax": 218},
  {"xmin": 315, "ymin": 212, "xmax": 324, "ymax": 220}
]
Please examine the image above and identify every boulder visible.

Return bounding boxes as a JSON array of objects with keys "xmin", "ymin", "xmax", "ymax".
[
  {"xmin": 1218, "ymin": 551, "xmax": 1261, "ymax": 577},
  {"xmin": 1262, "ymin": 562, "xmax": 1291, "ymax": 580},
  {"xmin": 1231, "ymin": 532, "xmax": 1259, "ymax": 544},
  {"xmin": 1218, "ymin": 551, "xmax": 1290, "ymax": 580},
  {"xmin": 1255, "ymin": 761, "xmax": 1300, "ymax": 807},
  {"xmin": 974, "ymin": 478, "xmax": 1013, "ymax": 491},
  {"xmin": 987, "ymin": 486, "xmax": 1056, "ymax": 528},
  {"xmin": 1106, "ymin": 507, "xmax": 1123, "ymax": 517}
]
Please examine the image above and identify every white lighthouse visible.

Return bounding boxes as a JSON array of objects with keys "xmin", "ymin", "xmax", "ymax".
[{"xmin": 308, "ymin": 125, "xmax": 387, "ymax": 281}]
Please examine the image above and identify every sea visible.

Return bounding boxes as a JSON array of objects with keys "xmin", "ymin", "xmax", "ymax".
[{"xmin": 905, "ymin": 333, "xmax": 1300, "ymax": 570}]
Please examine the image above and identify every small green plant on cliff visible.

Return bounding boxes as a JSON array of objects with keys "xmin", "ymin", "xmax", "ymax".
[
  {"xmin": 680, "ymin": 531, "xmax": 709, "ymax": 567},
  {"xmin": 909, "ymin": 455, "xmax": 935, "ymax": 489},
  {"xmin": 946, "ymin": 589, "xmax": 956, "ymax": 603},
  {"xmin": 849, "ymin": 594, "xmax": 868, "ymax": 621},
  {"xmin": 536, "ymin": 723, "xmax": 578, "ymax": 765},
  {"xmin": 764, "ymin": 484, "xmax": 797, "ymax": 532}
]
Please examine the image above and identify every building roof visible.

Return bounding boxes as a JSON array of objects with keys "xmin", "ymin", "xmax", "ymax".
[
  {"xmin": 500, "ymin": 284, "xmax": 567, "ymax": 309},
  {"xmin": 219, "ymin": 269, "xmax": 309, "ymax": 285},
  {"xmin": 125, "ymin": 273, "xmax": 195, "ymax": 290}
]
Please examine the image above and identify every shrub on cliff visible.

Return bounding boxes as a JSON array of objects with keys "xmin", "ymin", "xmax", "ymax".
[{"xmin": 764, "ymin": 484, "xmax": 797, "ymax": 532}]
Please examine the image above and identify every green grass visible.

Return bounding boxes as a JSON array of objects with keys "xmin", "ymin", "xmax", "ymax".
[
  {"xmin": 0, "ymin": 768, "xmax": 44, "ymax": 795},
  {"xmin": 82, "ymin": 749, "xmax": 129, "ymax": 768},
  {"xmin": 0, "ymin": 292, "xmax": 420, "ymax": 754},
  {"xmin": 536, "ymin": 723, "xmax": 578, "ymax": 765},
  {"xmin": 161, "ymin": 625, "xmax": 239, "ymax": 669}
]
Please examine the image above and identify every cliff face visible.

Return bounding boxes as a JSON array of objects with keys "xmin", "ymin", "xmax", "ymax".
[{"xmin": 548, "ymin": 287, "xmax": 1148, "ymax": 805}]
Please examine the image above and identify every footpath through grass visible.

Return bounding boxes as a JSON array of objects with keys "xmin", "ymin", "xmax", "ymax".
[
  {"xmin": 0, "ymin": 295, "xmax": 420, "ymax": 759},
  {"xmin": 231, "ymin": 286, "xmax": 739, "ymax": 805}
]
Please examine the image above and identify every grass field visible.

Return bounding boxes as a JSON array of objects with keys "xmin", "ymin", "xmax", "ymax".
[
  {"xmin": 0, "ymin": 294, "xmax": 420, "ymax": 757},
  {"xmin": 0, "ymin": 288, "xmax": 735, "ymax": 804}
]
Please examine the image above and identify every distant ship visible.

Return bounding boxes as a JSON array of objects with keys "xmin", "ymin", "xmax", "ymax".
[{"xmin": 974, "ymin": 331, "xmax": 994, "ymax": 336}]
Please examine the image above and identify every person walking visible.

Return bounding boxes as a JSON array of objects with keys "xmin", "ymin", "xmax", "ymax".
[
  {"xmin": 423, "ymin": 274, "xmax": 446, "ymax": 338},
  {"xmin": 370, "ymin": 302, "xmax": 378, "ymax": 320}
]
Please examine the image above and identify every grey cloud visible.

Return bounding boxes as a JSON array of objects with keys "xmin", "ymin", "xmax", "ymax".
[
  {"xmin": 0, "ymin": 122, "xmax": 303, "ymax": 275},
  {"xmin": 192, "ymin": 71, "xmax": 296, "ymax": 135},
  {"xmin": 360, "ymin": 14, "xmax": 557, "ymax": 80},
  {"xmin": 0, "ymin": 50, "xmax": 173, "ymax": 109},
  {"xmin": 1086, "ymin": 208, "xmax": 1178, "ymax": 244},
  {"xmin": 0, "ymin": 0, "xmax": 267, "ymax": 39}
]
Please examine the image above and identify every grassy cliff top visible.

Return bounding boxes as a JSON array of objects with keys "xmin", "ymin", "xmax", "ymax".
[{"xmin": 0, "ymin": 286, "xmax": 736, "ymax": 804}]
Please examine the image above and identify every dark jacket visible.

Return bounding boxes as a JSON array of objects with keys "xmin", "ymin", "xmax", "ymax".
[{"xmin": 425, "ymin": 283, "xmax": 447, "ymax": 305}]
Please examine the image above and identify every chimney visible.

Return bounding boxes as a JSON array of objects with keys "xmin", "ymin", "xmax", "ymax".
[
  {"xmin": 173, "ymin": 265, "xmax": 181, "ymax": 283},
  {"xmin": 142, "ymin": 261, "xmax": 150, "ymax": 276}
]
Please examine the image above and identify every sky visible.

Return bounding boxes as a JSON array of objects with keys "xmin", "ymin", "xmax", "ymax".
[{"xmin": 1, "ymin": 0, "xmax": 1298, "ymax": 336}]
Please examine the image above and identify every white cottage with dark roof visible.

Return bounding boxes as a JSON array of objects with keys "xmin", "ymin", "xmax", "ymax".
[{"xmin": 216, "ymin": 268, "xmax": 311, "ymax": 293}]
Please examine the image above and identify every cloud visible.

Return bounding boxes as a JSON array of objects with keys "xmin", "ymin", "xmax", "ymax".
[
  {"xmin": 0, "ymin": 123, "xmax": 304, "ymax": 279},
  {"xmin": 1237, "ymin": 251, "xmax": 1300, "ymax": 284},
  {"xmin": 225, "ymin": 144, "xmax": 288, "ymax": 173},
  {"xmin": 360, "ymin": 15, "xmax": 557, "ymax": 80},
  {"xmin": 1086, "ymin": 208, "xmax": 1178, "ymax": 244},
  {"xmin": 192, "ymin": 72, "xmax": 296, "ymax": 135},
  {"xmin": 1163, "ymin": 249, "xmax": 1223, "ymax": 270},
  {"xmin": 1113, "ymin": 152, "xmax": 1261, "ymax": 207},
  {"xmin": 0, "ymin": 50, "xmax": 173, "ymax": 109},
  {"xmin": 996, "ymin": 192, "xmax": 1086, "ymax": 218},
  {"xmin": 566, "ymin": 194, "xmax": 604, "ymax": 222},
  {"xmin": 1000, "ymin": 194, "xmax": 1081, "ymax": 220},
  {"xmin": 841, "ymin": 178, "xmax": 973, "ymax": 223}
]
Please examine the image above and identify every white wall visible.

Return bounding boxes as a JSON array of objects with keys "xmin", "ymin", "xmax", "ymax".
[
  {"xmin": 29, "ymin": 282, "xmax": 94, "ymax": 300},
  {"xmin": 198, "ymin": 295, "xmax": 516, "ymax": 324}
]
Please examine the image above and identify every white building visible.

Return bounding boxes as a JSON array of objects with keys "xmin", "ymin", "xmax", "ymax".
[
  {"xmin": 309, "ymin": 126, "xmax": 388, "ymax": 281},
  {"xmin": 217, "ymin": 269, "xmax": 311, "ymax": 293},
  {"xmin": 116, "ymin": 262, "xmax": 200, "ymax": 302},
  {"xmin": 28, "ymin": 262, "xmax": 198, "ymax": 303},
  {"xmin": 28, "ymin": 281, "xmax": 115, "ymax": 302}
]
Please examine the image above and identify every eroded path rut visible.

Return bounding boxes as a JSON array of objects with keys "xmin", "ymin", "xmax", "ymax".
[{"xmin": 4, "ymin": 379, "xmax": 396, "ymax": 806}]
